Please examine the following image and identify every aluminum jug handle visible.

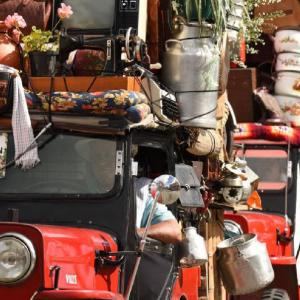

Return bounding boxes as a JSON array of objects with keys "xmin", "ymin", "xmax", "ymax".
[{"xmin": 165, "ymin": 39, "xmax": 184, "ymax": 52}]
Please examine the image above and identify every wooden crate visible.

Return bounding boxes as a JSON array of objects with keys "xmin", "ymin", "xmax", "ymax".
[
  {"xmin": 28, "ymin": 76, "xmax": 141, "ymax": 93},
  {"xmin": 227, "ymin": 68, "xmax": 257, "ymax": 123}
]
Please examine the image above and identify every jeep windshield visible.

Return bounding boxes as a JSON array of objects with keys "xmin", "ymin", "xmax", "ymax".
[
  {"xmin": 238, "ymin": 148, "xmax": 288, "ymax": 191},
  {"xmin": 0, "ymin": 133, "xmax": 119, "ymax": 198}
]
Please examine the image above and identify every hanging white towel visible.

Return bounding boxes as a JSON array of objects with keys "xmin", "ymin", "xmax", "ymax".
[{"xmin": 0, "ymin": 64, "xmax": 39, "ymax": 169}]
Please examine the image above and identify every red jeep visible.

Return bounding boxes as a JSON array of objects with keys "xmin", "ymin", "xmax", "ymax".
[
  {"xmin": 225, "ymin": 127, "xmax": 300, "ymax": 300},
  {"xmin": 0, "ymin": 118, "xmax": 201, "ymax": 300}
]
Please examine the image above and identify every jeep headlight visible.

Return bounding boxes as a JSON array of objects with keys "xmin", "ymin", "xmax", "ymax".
[{"xmin": 0, "ymin": 233, "xmax": 36, "ymax": 283}]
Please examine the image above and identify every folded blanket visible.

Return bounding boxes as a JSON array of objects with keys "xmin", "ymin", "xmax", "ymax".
[
  {"xmin": 25, "ymin": 89, "xmax": 151, "ymax": 123},
  {"xmin": 235, "ymin": 123, "xmax": 300, "ymax": 146}
]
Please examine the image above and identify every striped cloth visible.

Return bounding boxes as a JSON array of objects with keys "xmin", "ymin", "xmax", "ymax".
[{"xmin": 0, "ymin": 64, "xmax": 39, "ymax": 169}]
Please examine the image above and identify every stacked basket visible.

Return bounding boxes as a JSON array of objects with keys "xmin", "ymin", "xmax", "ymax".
[{"xmin": 274, "ymin": 27, "xmax": 300, "ymax": 126}]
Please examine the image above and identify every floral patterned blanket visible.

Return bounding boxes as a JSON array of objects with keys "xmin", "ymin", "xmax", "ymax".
[
  {"xmin": 25, "ymin": 89, "xmax": 151, "ymax": 123},
  {"xmin": 235, "ymin": 123, "xmax": 300, "ymax": 146}
]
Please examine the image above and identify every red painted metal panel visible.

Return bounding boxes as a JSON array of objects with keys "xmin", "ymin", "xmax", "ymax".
[
  {"xmin": 171, "ymin": 267, "xmax": 200, "ymax": 300},
  {"xmin": 0, "ymin": 223, "xmax": 120, "ymax": 300},
  {"xmin": 270, "ymin": 256, "xmax": 297, "ymax": 265},
  {"xmin": 34, "ymin": 290, "xmax": 124, "ymax": 300},
  {"xmin": 37, "ymin": 225, "xmax": 119, "ymax": 291},
  {"xmin": 224, "ymin": 211, "xmax": 292, "ymax": 257}
]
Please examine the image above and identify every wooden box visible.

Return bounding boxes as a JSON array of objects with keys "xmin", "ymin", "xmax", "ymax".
[
  {"xmin": 28, "ymin": 76, "xmax": 141, "ymax": 93},
  {"xmin": 227, "ymin": 68, "xmax": 257, "ymax": 123},
  {"xmin": 147, "ymin": 0, "xmax": 171, "ymax": 63}
]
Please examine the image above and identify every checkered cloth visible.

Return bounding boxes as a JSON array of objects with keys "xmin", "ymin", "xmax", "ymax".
[{"xmin": 0, "ymin": 64, "xmax": 39, "ymax": 169}]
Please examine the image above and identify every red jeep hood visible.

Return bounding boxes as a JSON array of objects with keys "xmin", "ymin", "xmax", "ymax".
[{"xmin": 0, "ymin": 223, "xmax": 120, "ymax": 300}]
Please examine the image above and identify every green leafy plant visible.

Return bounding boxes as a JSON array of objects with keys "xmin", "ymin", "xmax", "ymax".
[
  {"xmin": 22, "ymin": 26, "xmax": 58, "ymax": 56},
  {"xmin": 171, "ymin": 0, "xmax": 231, "ymax": 36},
  {"xmin": 21, "ymin": 3, "xmax": 73, "ymax": 56},
  {"xmin": 242, "ymin": 0, "xmax": 285, "ymax": 54}
]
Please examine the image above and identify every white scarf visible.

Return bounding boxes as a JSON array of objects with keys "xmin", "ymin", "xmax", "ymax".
[{"xmin": 0, "ymin": 64, "xmax": 40, "ymax": 169}]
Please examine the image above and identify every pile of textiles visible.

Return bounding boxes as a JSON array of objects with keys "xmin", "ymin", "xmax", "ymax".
[
  {"xmin": 25, "ymin": 89, "xmax": 151, "ymax": 123},
  {"xmin": 235, "ymin": 123, "xmax": 300, "ymax": 146}
]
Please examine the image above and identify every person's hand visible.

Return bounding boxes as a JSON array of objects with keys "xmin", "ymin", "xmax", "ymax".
[{"xmin": 136, "ymin": 227, "xmax": 145, "ymax": 238}]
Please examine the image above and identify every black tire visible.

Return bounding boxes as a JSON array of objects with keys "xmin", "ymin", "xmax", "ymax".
[{"xmin": 261, "ymin": 288, "xmax": 290, "ymax": 300}]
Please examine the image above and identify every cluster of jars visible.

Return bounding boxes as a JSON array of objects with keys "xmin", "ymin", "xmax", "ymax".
[{"xmin": 273, "ymin": 27, "xmax": 300, "ymax": 126}]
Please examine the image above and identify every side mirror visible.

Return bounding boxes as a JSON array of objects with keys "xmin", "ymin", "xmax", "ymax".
[{"xmin": 151, "ymin": 175, "xmax": 181, "ymax": 205}]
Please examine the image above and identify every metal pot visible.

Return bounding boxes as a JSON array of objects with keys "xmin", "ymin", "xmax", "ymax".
[
  {"xmin": 231, "ymin": 4, "xmax": 244, "ymax": 18},
  {"xmin": 232, "ymin": 0, "xmax": 244, "ymax": 4},
  {"xmin": 276, "ymin": 52, "xmax": 300, "ymax": 72},
  {"xmin": 275, "ymin": 71, "xmax": 300, "ymax": 98},
  {"xmin": 217, "ymin": 234, "xmax": 274, "ymax": 295},
  {"xmin": 274, "ymin": 94, "xmax": 300, "ymax": 126},
  {"xmin": 176, "ymin": 91, "xmax": 218, "ymax": 128},
  {"xmin": 161, "ymin": 38, "xmax": 220, "ymax": 92},
  {"xmin": 274, "ymin": 27, "xmax": 300, "ymax": 54},
  {"xmin": 227, "ymin": 14, "xmax": 243, "ymax": 30},
  {"xmin": 220, "ymin": 175, "xmax": 243, "ymax": 204},
  {"xmin": 227, "ymin": 28, "xmax": 239, "ymax": 44}
]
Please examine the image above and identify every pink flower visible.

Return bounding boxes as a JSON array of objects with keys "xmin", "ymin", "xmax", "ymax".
[
  {"xmin": 57, "ymin": 3, "xmax": 73, "ymax": 20},
  {"xmin": 4, "ymin": 13, "xmax": 27, "ymax": 29}
]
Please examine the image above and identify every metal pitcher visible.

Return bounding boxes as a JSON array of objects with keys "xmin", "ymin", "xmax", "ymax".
[
  {"xmin": 180, "ymin": 227, "xmax": 208, "ymax": 267},
  {"xmin": 217, "ymin": 234, "xmax": 274, "ymax": 295},
  {"xmin": 162, "ymin": 38, "xmax": 220, "ymax": 92}
]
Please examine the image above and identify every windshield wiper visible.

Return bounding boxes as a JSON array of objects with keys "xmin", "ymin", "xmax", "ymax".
[{"xmin": 3, "ymin": 122, "xmax": 53, "ymax": 170}]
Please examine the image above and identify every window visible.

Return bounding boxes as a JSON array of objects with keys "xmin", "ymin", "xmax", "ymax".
[
  {"xmin": 0, "ymin": 134, "xmax": 117, "ymax": 195},
  {"xmin": 237, "ymin": 149, "xmax": 288, "ymax": 191}
]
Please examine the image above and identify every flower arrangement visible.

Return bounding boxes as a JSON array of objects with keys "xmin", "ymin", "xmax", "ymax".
[
  {"xmin": 4, "ymin": 3, "xmax": 73, "ymax": 56},
  {"xmin": 4, "ymin": 13, "xmax": 27, "ymax": 44}
]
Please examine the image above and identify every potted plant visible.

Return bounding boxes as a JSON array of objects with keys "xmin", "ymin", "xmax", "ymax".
[
  {"xmin": 22, "ymin": 26, "xmax": 58, "ymax": 76},
  {"xmin": 4, "ymin": 3, "xmax": 73, "ymax": 76}
]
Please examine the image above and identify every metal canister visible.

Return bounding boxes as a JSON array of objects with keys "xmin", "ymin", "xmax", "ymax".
[
  {"xmin": 180, "ymin": 227, "xmax": 208, "ymax": 267},
  {"xmin": 161, "ymin": 38, "xmax": 220, "ymax": 128},
  {"xmin": 217, "ymin": 234, "xmax": 274, "ymax": 295}
]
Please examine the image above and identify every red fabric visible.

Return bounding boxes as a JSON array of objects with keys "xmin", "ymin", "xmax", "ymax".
[
  {"xmin": 72, "ymin": 49, "xmax": 106, "ymax": 76},
  {"xmin": 235, "ymin": 123, "xmax": 300, "ymax": 145}
]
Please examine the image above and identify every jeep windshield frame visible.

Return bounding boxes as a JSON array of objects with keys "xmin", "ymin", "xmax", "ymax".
[
  {"xmin": 236, "ymin": 139, "xmax": 299, "ymax": 222},
  {"xmin": 0, "ymin": 130, "xmax": 124, "ymax": 201}
]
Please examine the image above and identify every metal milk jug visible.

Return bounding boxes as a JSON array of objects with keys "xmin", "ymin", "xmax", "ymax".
[
  {"xmin": 180, "ymin": 226, "xmax": 208, "ymax": 266},
  {"xmin": 217, "ymin": 234, "xmax": 274, "ymax": 295},
  {"xmin": 161, "ymin": 37, "xmax": 220, "ymax": 128}
]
